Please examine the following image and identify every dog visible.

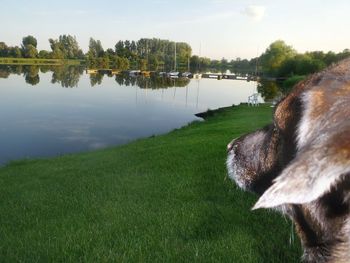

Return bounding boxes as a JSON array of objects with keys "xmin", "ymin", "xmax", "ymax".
[{"xmin": 226, "ymin": 58, "xmax": 350, "ymax": 262}]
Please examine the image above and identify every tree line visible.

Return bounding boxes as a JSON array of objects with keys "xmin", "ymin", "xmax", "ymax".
[
  {"xmin": 0, "ymin": 36, "xmax": 349, "ymax": 75},
  {"xmin": 259, "ymin": 40, "xmax": 350, "ymax": 78},
  {"xmin": 0, "ymin": 35, "xmax": 192, "ymax": 71}
]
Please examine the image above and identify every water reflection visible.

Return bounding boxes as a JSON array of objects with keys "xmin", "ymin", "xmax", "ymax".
[
  {"xmin": 0, "ymin": 65, "xmax": 193, "ymax": 90},
  {"xmin": 51, "ymin": 66, "xmax": 84, "ymax": 88},
  {"xmin": 24, "ymin": 65, "xmax": 40, "ymax": 85},
  {"xmin": 0, "ymin": 65, "xmax": 271, "ymax": 165},
  {"xmin": 114, "ymin": 74, "xmax": 190, "ymax": 89},
  {"xmin": 0, "ymin": 65, "xmax": 287, "ymax": 98}
]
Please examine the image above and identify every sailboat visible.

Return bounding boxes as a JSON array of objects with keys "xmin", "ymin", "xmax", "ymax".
[{"xmin": 168, "ymin": 42, "xmax": 179, "ymax": 78}]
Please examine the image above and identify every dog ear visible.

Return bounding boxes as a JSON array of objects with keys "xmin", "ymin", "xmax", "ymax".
[{"xmin": 253, "ymin": 141, "xmax": 350, "ymax": 209}]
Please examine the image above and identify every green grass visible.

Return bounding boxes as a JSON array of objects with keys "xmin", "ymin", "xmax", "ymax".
[
  {"xmin": 0, "ymin": 104, "xmax": 301, "ymax": 262},
  {"xmin": 0, "ymin": 57, "xmax": 84, "ymax": 65}
]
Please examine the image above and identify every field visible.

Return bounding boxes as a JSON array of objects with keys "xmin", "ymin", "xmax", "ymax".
[{"xmin": 0, "ymin": 104, "xmax": 301, "ymax": 262}]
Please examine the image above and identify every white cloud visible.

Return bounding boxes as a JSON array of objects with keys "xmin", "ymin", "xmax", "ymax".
[{"xmin": 243, "ymin": 5, "xmax": 266, "ymax": 21}]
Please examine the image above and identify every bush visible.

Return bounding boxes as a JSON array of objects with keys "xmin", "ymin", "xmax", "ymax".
[{"xmin": 283, "ymin": 75, "xmax": 306, "ymax": 91}]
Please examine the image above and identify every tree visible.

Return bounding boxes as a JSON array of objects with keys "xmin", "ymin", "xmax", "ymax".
[
  {"xmin": 148, "ymin": 54, "xmax": 159, "ymax": 70},
  {"xmin": 23, "ymin": 44, "xmax": 38, "ymax": 58},
  {"xmin": 190, "ymin": 55, "xmax": 200, "ymax": 72},
  {"xmin": 278, "ymin": 54, "xmax": 326, "ymax": 77},
  {"xmin": 260, "ymin": 40, "xmax": 296, "ymax": 76},
  {"xmin": 88, "ymin": 38, "xmax": 104, "ymax": 58},
  {"xmin": 38, "ymin": 50, "xmax": 50, "ymax": 59},
  {"xmin": 220, "ymin": 58, "xmax": 228, "ymax": 72},
  {"xmin": 21, "ymin": 36, "xmax": 38, "ymax": 58},
  {"xmin": 48, "ymin": 35, "xmax": 83, "ymax": 59},
  {"xmin": 9, "ymin": 46, "xmax": 22, "ymax": 58},
  {"xmin": 22, "ymin": 35, "xmax": 37, "ymax": 48},
  {"xmin": 138, "ymin": 59, "xmax": 147, "ymax": 71},
  {"xmin": 0, "ymin": 42, "xmax": 9, "ymax": 57},
  {"xmin": 58, "ymin": 35, "xmax": 83, "ymax": 59}
]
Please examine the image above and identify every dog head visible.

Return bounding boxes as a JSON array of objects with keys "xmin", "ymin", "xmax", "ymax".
[{"xmin": 227, "ymin": 58, "xmax": 350, "ymax": 262}]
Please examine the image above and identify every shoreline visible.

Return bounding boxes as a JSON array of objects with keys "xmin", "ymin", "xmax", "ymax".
[
  {"xmin": 0, "ymin": 105, "xmax": 227, "ymax": 168},
  {"xmin": 0, "ymin": 104, "xmax": 256, "ymax": 168},
  {"xmin": 0, "ymin": 104, "xmax": 301, "ymax": 262},
  {"xmin": 0, "ymin": 58, "xmax": 84, "ymax": 66}
]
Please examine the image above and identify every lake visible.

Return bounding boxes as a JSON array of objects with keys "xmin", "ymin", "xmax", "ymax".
[{"xmin": 0, "ymin": 65, "xmax": 269, "ymax": 165}]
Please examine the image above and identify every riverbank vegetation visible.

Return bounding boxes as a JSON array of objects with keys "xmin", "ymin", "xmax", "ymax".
[
  {"xmin": 0, "ymin": 57, "xmax": 82, "ymax": 65},
  {"xmin": 1, "ymin": 36, "xmax": 349, "ymax": 76},
  {"xmin": 0, "ymin": 105, "xmax": 301, "ymax": 262}
]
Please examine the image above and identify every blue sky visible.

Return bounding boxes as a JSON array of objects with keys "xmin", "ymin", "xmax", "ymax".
[{"xmin": 1, "ymin": 0, "xmax": 350, "ymax": 59}]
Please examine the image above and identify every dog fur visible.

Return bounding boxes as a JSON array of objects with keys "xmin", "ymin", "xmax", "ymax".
[{"xmin": 226, "ymin": 58, "xmax": 350, "ymax": 262}]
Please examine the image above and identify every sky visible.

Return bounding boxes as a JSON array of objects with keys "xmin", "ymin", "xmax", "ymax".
[{"xmin": 1, "ymin": 0, "xmax": 350, "ymax": 60}]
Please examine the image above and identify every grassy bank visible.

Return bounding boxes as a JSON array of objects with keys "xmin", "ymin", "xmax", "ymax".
[
  {"xmin": 0, "ymin": 57, "xmax": 84, "ymax": 65},
  {"xmin": 0, "ymin": 105, "xmax": 301, "ymax": 262}
]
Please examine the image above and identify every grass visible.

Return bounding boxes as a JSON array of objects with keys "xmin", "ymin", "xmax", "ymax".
[
  {"xmin": 0, "ymin": 104, "xmax": 301, "ymax": 262},
  {"xmin": 0, "ymin": 57, "xmax": 84, "ymax": 65}
]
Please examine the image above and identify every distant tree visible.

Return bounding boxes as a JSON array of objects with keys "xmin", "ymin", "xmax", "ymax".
[
  {"xmin": 116, "ymin": 57, "xmax": 129, "ymax": 70},
  {"xmin": 115, "ymin": 40, "xmax": 127, "ymax": 58},
  {"xmin": 21, "ymin": 36, "xmax": 39, "ymax": 58},
  {"xmin": 138, "ymin": 59, "xmax": 147, "ymax": 71},
  {"xmin": 260, "ymin": 40, "xmax": 296, "ymax": 76},
  {"xmin": 22, "ymin": 35, "xmax": 37, "ymax": 48},
  {"xmin": 97, "ymin": 54, "xmax": 110, "ymax": 68},
  {"xmin": 200, "ymin": 57, "xmax": 211, "ymax": 69},
  {"xmin": 148, "ymin": 54, "xmax": 159, "ymax": 70},
  {"xmin": 336, "ymin": 49, "xmax": 350, "ymax": 61},
  {"xmin": 190, "ymin": 55, "xmax": 200, "ymax": 72},
  {"xmin": 0, "ymin": 42, "xmax": 9, "ymax": 57},
  {"xmin": 58, "ymin": 35, "xmax": 83, "ymax": 59},
  {"xmin": 10, "ymin": 46, "xmax": 23, "ymax": 58},
  {"xmin": 48, "ymin": 39, "xmax": 64, "ymax": 59},
  {"xmin": 23, "ymin": 44, "xmax": 38, "ymax": 58},
  {"xmin": 130, "ymin": 41, "xmax": 137, "ymax": 53},
  {"xmin": 210, "ymin": 59, "xmax": 220, "ymax": 70},
  {"xmin": 324, "ymin": 51, "xmax": 337, "ymax": 65},
  {"xmin": 88, "ymin": 38, "xmax": 104, "ymax": 58},
  {"xmin": 38, "ymin": 50, "xmax": 50, "ymax": 59},
  {"xmin": 48, "ymin": 35, "xmax": 83, "ymax": 59},
  {"xmin": 306, "ymin": 51, "xmax": 325, "ymax": 61},
  {"xmin": 278, "ymin": 54, "xmax": 326, "ymax": 77},
  {"xmin": 106, "ymin": 48, "xmax": 115, "ymax": 57},
  {"xmin": 220, "ymin": 58, "xmax": 228, "ymax": 71}
]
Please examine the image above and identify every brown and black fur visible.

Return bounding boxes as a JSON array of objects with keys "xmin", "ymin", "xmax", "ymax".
[{"xmin": 226, "ymin": 58, "xmax": 350, "ymax": 262}]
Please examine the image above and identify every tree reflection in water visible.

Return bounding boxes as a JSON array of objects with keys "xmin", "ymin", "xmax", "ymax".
[
  {"xmin": 23, "ymin": 65, "xmax": 40, "ymax": 85},
  {"xmin": 0, "ymin": 65, "xmax": 191, "ymax": 90},
  {"xmin": 1, "ymin": 65, "xmax": 286, "ymax": 101},
  {"xmin": 51, "ymin": 66, "xmax": 84, "ymax": 88}
]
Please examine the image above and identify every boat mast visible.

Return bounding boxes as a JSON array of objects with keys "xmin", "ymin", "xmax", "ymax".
[
  {"xmin": 187, "ymin": 56, "xmax": 190, "ymax": 72},
  {"xmin": 174, "ymin": 42, "xmax": 177, "ymax": 71},
  {"xmin": 198, "ymin": 42, "xmax": 201, "ymax": 73}
]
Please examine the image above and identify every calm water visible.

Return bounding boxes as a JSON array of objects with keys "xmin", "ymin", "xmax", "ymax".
[{"xmin": 0, "ymin": 65, "xmax": 269, "ymax": 165}]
